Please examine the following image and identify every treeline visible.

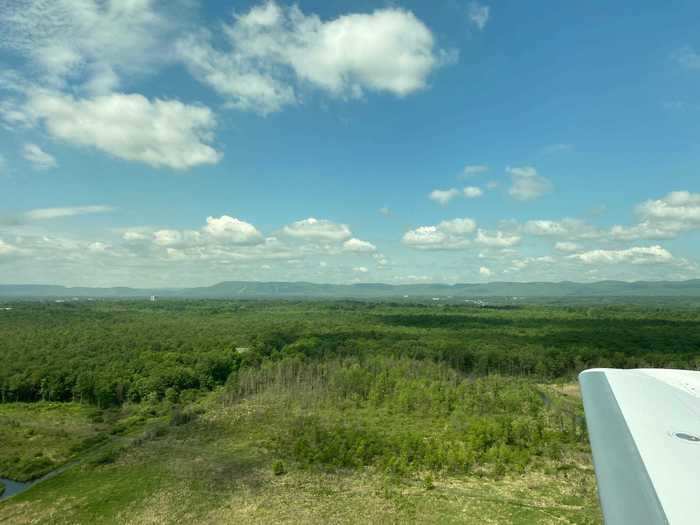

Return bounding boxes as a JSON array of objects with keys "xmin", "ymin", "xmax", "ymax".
[
  {"xmin": 1, "ymin": 301, "xmax": 700, "ymax": 406},
  {"xmin": 223, "ymin": 356, "xmax": 585, "ymax": 475}
]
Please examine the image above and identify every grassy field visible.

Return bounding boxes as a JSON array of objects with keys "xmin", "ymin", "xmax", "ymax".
[
  {"xmin": 0, "ymin": 403, "xmax": 108, "ymax": 481},
  {"xmin": 0, "ymin": 384, "xmax": 601, "ymax": 524}
]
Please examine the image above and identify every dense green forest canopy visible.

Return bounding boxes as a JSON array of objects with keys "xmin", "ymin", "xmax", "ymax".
[{"xmin": 1, "ymin": 300, "xmax": 699, "ymax": 407}]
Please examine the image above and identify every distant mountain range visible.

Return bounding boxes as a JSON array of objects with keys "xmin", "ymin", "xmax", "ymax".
[{"xmin": 2, "ymin": 280, "xmax": 700, "ymax": 299}]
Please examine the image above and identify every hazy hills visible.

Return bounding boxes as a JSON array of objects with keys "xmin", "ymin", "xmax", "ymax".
[{"xmin": 2, "ymin": 279, "xmax": 700, "ymax": 299}]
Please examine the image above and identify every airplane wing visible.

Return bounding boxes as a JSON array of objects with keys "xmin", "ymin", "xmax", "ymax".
[{"xmin": 579, "ymin": 368, "xmax": 700, "ymax": 525}]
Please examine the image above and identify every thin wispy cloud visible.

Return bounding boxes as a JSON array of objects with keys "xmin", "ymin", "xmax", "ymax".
[
  {"xmin": 507, "ymin": 166, "xmax": 553, "ymax": 201},
  {"xmin": 673, "ymin": 46, "xmax": 700, "ymax": 70},
  {"xmin": 25, "ymin": 205, "xmax": 115, "ymax": 221},
  {"xmin": 468, "ymin": 2, "xmax": 490, "ymax": 30},
  {"xmin": 22, "ymin": 143, "xmax": 57, "ymax": 170},
  {"xmin": 461, "ymin": 164, "xmax": 489, "ymax": 177}
]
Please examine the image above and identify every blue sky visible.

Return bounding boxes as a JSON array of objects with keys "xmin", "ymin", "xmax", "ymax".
[{"xmin": 1, "ymin": 0, "xmax": 700, "ymax": 287}]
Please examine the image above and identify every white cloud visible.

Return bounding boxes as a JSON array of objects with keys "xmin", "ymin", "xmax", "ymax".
[
  {"xmin": 438, "ymin": 218, "xmax": 477, "ymax": 235},
  {"xmin": 25, "ymin": 205, "xmax": 114, "ymax": 220},
  {"xmin": 203, "ymin": 215, "xmax": 263, "ymax": 245},
  {"xmin": 468, "ymin": 2, "xmax": 490, "ymax": 30},
  {"xmin": 605, "ymin": 191, "xmax": 700, "ymax": 241},
  {"xmin": 282, "ymin": 218, "xmax": 351, "ymax": 242},
  {"xmin": 429, "ymin": 188, "xmax": 460, "ymax": 205},
  {"xmin": 507, "ymin": 166, "xmax": 553, "ymax": 201},
  {"xmin": 373, "ymin": 253, "xmax": 389, "ymax": 266},
  {"xmin": 570, "ymin": 245, "xmax": 674, "ymax": 265},
  {"xmin": 27, "ymin": 91, "xmax": 221, "ymax": 169},
  {"xmin": 176, "ymin": 31, "xmax": 296, "ymax": 115},
  {"xmin": 462, "ymin": 164, "xmax": 488, "ymax": 177},
  {"xmin": 555, "ymin": 241, "xmax": 580, "ymax": 253},
  {"xmin": 402, "ymin": 218, "xmax": 476, "ymax": 250},
  {"xmin": 475, "ymin": 229, "xmax": 521, "ymax": 247},
  {"xmin": 523, "ymin": 218, "xmax": 601, "ymax": 239},
  {"xmin": 353, "ymin": 266, "xmax": 369, "ymax": 273},
  {"xmin": 123, "ymin": 231, "xmax": 148, "ymax": 242},
  {"xmin": 342, "ymin": 238, "xmax": 377, "ymax": 253},
  {"xmin": 0, "ymin": 239, "xmax": 19, "ymax": 256},
  {"xmin": 403, "ymin": 226, "xmax": 448, "ymax": 248},
  {"xmin": 609, "ymin": 222, "xmax": 683, "ymax": 241},
  {"xmin": 479, "ymin": 266, "xmax": 492, "ymax": 277},
  {"xmin": 379, "ymin": 207, "xmax": 390, "ymax": 216},
  {"xmin": 637, "ymin": 191, "xmax": 700, "ymax": 224},
  {"xmin": 178, "ymin": 2, "xmax": 451, "ymax": 113},
  {"xmin": 463, "ymin": 186, "xmax": 483, "ymax": 198},
  {"xmin": 0, "ymin": 0, "xmax": 180, "ymax": 92},
  {"xmin": 88, "ymin": 241, "xmax": 110, "ymax": 253},
  {"xmin": 0, "ymin": 99, "xmax": 33, "ymax": 129},
  {"xmin": 22, "ymin": 143, "xmax": 57, "ymax": 170},
  {"xmin": 153, "ymin": 229, "xmax": 182, "ymax": 247}
]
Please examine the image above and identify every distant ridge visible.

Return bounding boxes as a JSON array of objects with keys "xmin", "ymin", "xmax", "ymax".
[{"xmin": 2, "ymin": 280, "xmax": 700, "ymax": 299}]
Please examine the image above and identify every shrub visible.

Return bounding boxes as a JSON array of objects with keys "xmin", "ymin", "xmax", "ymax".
[{"xmin": 272, "ymin": 460, "xmax": 287, "ymax": 476}]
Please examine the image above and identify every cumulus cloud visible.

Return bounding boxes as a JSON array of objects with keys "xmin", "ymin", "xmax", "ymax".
[
  {"xmin": 438, "ymin": 218, "xmax": 477, "ymax": 235},
  {"xmin": 467, "ymin": 2, "xmax": 490, "ymax": 30},
  {"xmin": 353, "ymin": 266, "xmax": 369, "ymax": 273},
  {"xmin": 475, "ymin": 229, "xmax": 521, "ymax": 247},
  {"xmin": 152, "ymin": 229, "xmax": 182, "ymax": 247},
  {"xmin": 343, "ymin": 238, "xmax": 377, "ymax": 253},
  {"xmin": 282, "ymin": 218, "xmax": 352, "ymax": 242},
  {"xmin": 402, "ymin": 218, "xmax": 476, "ymax": 250},
  {"xmin": 22, "ymin": 143, "xmax": 57, "ymax": 170},
  {"xmin": 26, "ymin": 91, "xmax": 221, "ymax": 169},
  {"xmin": 203, "ymin": 215, "xmax": 263, "ymax": 245},
  {"xmin": 479, "ymin": 266, "xmax": 492, "ymax": 277},
  {"xmin": 116, "ymin": 215, "xmax": 372, "ymax": 271},
  {"xmin": 429, "ymin": 188, "xmax": 460, "ymax": 205},
  {"xmin": 507, "ymin": 166, "xmax": 553, "ymax": 201},
  {"xmin": 25, "ymin": 205, "xmax": 114, "ymax": 220},
  {"xmin": 463, "ymin": 186, "xmax": 483, "ymax": 198},
  {"xmin": 606, "ymin": 191, "xmax": 700, "ymax": 241},
  {"xmin": 569, "ymin": 245, "xmax": 673, "ymax": 265},
  {"xmin": 637, "ymin": 191, "xmax": 700, "ymax": 224},
  {"xmin": 402, "ymin": 226, "xmax": 449, "ymax": 248},
  {"xmin": 178, "ymin": 2, "xmax": 451, "ymax": 113}
]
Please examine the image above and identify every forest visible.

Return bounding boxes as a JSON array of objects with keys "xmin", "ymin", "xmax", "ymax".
[{"xmin": 1, "ymin": 299, "xmax": 699, "ymax": 523}]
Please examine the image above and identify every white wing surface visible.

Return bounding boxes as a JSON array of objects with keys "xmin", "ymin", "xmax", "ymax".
[{"xmin": 579, "ymin": 368, "xmax": 700, "ymax": 525}]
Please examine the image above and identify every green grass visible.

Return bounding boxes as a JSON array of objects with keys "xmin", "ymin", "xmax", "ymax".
[
  {"xmin": 0, "ymin": 403, "xmax": 107, "ymax": 481},
  {"xmin": 0, "ymin": 382, "xmax": 602, "ymax": 524}
]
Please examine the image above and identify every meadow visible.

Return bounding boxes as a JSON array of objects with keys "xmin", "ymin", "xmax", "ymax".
[{"xmin": 1, "ymin": 299, "xmax": 699, "ymax": 523}]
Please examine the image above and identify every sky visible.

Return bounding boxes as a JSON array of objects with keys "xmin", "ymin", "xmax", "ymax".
[{"xmin": 1, "ymin": 0, "xmax": 700, "ymax": 287}]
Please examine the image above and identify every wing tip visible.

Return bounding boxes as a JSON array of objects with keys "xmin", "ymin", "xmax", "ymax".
[{"xmin": 578, "ymin": 368, "xmax": 613, "ymax": 380}]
